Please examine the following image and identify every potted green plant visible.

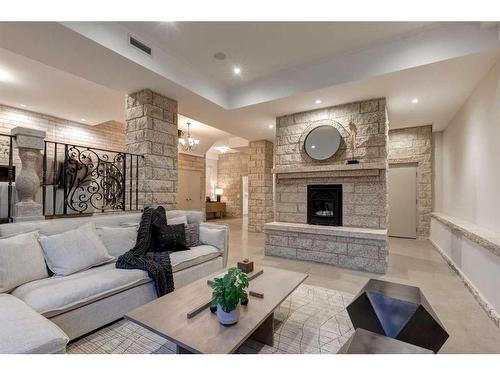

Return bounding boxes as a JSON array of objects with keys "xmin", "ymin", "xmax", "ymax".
[{"xmin": 211, "ymin": 267, "xmax": 249, "ymax": 325}]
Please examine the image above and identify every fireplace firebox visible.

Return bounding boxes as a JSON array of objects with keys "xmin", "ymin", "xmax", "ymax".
[{"xmin": 307, "ymin": 184, "xmax": 342, "ymax": 226}]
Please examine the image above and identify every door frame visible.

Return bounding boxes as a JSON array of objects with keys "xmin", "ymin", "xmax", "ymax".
[{"xmin": 178, "ymin": 167, "xmax": 205, "ymax": 212}]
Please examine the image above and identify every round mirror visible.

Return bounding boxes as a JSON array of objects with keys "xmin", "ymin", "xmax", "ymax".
[{"xmin": 304, "ymin": 125, "xmax": 342, "ymax": 160}]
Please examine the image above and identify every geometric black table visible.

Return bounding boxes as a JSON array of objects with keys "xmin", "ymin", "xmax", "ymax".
[
  {"xmin": 337, "ymin": 328, "xmax": 433, "ymax": 354},
  {"xmin": 346, "ymin": 279, "xmax": 449, "ymax": 353}
]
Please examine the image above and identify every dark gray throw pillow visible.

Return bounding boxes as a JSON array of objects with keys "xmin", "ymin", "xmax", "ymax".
[
  {"xmin": 153, "ymin": 223, "xmax": 190, "ymax": 252},
  {"xmin": 185, "ymin": 223, "xmax": 201, "ymax": 247},
  {"xmin": 169, "ymin": 224, "xmax": 190, "ymax": 251}
]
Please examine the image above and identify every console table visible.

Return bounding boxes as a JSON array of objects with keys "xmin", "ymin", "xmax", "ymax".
[{"xmin": 206, "ymin": 202, "xmax": 226, "ymax": 219}]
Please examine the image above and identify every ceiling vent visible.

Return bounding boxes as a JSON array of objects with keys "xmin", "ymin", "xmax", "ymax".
[{"xmin": 129, "ymin": 35, "xmax": 152, "ymax": 56}]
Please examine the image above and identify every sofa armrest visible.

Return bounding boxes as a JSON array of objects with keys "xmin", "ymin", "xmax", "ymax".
[{"xmin": 199, "ymin": 223, "xmax": 229, "ymax": 267}]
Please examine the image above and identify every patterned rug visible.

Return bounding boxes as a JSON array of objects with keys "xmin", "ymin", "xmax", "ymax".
[{"xmin": 67, "ymin": 284, "xmax": 355, "ymax": 354}]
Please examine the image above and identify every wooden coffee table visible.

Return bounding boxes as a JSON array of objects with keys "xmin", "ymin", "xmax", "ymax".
[{"xmin": 125, "ymin": 266, "xmax": 308, "ymax": 354}]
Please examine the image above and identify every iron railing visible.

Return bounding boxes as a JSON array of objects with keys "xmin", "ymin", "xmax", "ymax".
[
  {"xmin": 43, "ymin": 141, "xmax": 144, "ymax": 217},
  {"xmin": 0, "ymin": 133, "xmax": 143, "ymax": 222},
  {"xmin": 0, "ymin": 133, "xmax": 15, "ymax": 223}
]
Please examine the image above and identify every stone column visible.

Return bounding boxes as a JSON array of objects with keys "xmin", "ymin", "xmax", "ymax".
[
  {"xmin": 11, "ymin": 127, "xmax": 46, "ymax": 222},
  {"xmin": 248, "ymin": 140, "xmax": 274, "ymax": 232},
  {"xmin": 125, "ymin": 89, "xmax": 178, "ymax": 210}
]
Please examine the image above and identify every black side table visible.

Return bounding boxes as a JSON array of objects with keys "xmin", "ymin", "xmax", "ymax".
[
  {"xmin": 338, "ymin": 328, "xmax": 433, "ymax": 354},
  {"xmin": 346, "ymin": 279, "xmax": 449, "ymax": 353}
]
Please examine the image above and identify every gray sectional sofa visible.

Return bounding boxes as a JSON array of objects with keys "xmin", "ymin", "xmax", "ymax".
[{"xmin": 0, "ymin": 210, "xmax": 229, "ymax": 354}]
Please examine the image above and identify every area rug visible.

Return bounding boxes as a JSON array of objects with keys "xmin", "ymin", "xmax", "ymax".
[{"xmin": 67, "ymin": 284, "xmax": 355, "ymax": 354}]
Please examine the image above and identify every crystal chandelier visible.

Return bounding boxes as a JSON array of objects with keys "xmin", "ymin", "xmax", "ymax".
[{"xmin": 178, "ymin": 122, "xmax": 200, "ymax": 152}]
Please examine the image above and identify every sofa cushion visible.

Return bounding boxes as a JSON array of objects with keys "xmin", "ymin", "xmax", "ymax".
[
  {"xmin": 0, "ymin": 232, "xmax": 49, "ymax": 293},
  {"xmin": 170, "ymin": 245, "xmax": 221, "ymax": 273},
  {"xmin": 97, "ymin": 226, "xmax": 137, "ymax": 258},
  {"xmin": 0, "ymin": 294, "xmax": 69, "ymax": 353},
  {"xmin": 199, "ymin": 226, "xmax": 226, "ymax": 251},
  {"xmin": 169, "ymin": 215, "xmax": 188, "ymax": 225},
  {"xmin": 38, "ymin": 222, "xmax": 114, "ymax": 276},
  {"xmin": 11, "ymin": 263, "xmax": 151, "ymax": 317}
]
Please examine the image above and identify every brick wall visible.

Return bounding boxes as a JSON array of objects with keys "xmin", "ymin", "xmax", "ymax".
[
  {"xmin": 217, "ymin": 151, "xmax": 249, "ymax": 218},
  {"xmin": 0, "ymin": 104, "xmax": 124, "ymax": 151},
  {"xmin": 388, "ymin": 125, "xmax": 432, "ymax": 238},
  {"xmin": 0, "ymin": 104, "xmax": 125, "ymax": 183}
]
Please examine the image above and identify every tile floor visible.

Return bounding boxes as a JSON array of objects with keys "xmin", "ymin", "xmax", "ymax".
[{"xmin": 214, "ymin": 216, "xmax": 500, "ymax": 353}]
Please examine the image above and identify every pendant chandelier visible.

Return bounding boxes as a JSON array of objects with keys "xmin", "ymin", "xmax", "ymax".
[{"xmin": 178, "ymin": 122, "xmax": 200, "ymax": 152}]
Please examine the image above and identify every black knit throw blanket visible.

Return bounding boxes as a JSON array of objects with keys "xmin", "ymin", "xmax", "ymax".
[{"xmin": 116, "ymin": 206, "xmax": 174, "ymax": 297}]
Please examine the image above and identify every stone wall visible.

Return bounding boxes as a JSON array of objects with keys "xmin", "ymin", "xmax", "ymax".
[
  {"xmin": 388, "ymin": 125, "xmax": 432, "ymax": 239},
  {"xmin": 178, "ymin": 153, "xmax": 206, "ymax": 217},
  {"xmin": 217, "ymin": 151, "xmax": 248, "ymax": 218},
  {"xmin": 248, "ymin": 140, "xmax": 274, "ymax": 232},
  {"xmin": 275, "ymin": 98, "xmax": 388, "ymax": 230},
  {"xmin": 265, "ymin": 224, "xmax": 387, "ymax": 274},
  {"xmin": 125, "ymin": 89, "xmax": 178, "ymax": 210},
  {"xmin": 276, "ymin": 99, "xmax": 387, "ymax": 169},
  {"xmin": 266, "ymin": 98, "xmax": 389, "ymax": 273}
]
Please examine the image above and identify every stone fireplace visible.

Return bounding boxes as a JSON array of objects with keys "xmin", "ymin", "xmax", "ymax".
[
  {"xmin": 264, "ymin": 98, "xmax": 389, "ymax": 274},
  {"xmin": 307, "ymin": 184, "xmax": 342, "ymax": 226}
]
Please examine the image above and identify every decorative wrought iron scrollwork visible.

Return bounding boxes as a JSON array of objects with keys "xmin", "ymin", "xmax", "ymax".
[{"xmin": 65, "ymin": 146, "xmax": 125, "ymax": 213}]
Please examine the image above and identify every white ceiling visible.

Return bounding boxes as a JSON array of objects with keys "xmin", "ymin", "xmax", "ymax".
[
  {"xmin": 178, "ymin": 113, "xmax": 236, "ymax": 155},
  {"xmin": 0, "ymin": 22, "xmax": 499, "ymax": 141},
  {"xmin": 121, "ymin": 22, "xmax": 433, "ymax": 88},
  {"xmin": 0, "ymin": 47, "xmax": 124, "ymax": 125}
]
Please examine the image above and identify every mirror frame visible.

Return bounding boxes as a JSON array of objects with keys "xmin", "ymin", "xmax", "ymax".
[{"xmin": 303, "ymin": 125, "xmax": 342, "ymax": 161}]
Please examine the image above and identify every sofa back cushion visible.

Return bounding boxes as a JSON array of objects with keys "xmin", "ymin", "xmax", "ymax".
[
  {"xmin": 96, "ymin": 226, "xmax": 137, "ymax": 258},
  {"xmin": 0, "ymin": 232, "xmax": 49, "ymax": 293},
  {"xmin": 199, "ymin": 226, "xmax": 226, "ymax": 251},
  {"xmin": 0, "ymin": 210, "xmax": 203, "ymax": 238},
  {"xmin": 38, "ymin": 222, "xmax": 114, "ymax": 276}
]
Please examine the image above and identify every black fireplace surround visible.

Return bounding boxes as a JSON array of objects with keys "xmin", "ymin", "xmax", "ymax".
[{"xmin": 307, "ymin": 184, "xmax": 342, "ymax": 226}]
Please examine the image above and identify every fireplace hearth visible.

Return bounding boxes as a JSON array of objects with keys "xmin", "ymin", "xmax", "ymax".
[{"xmin": 307, "ymin": 184, "xmax": 342, "ymax": 226}]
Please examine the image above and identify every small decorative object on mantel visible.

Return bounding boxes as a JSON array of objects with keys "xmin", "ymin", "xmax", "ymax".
[
  {"xmin": 237, "ymin": 258, "xmax": 254, "ymax": 273},
  {"xmin": 211, "ymin": 267, "xmax": 249, "ymax": 325},
  {"xmin": 347, "ymin": 121, "xmax": 360, "ymax": 164}
]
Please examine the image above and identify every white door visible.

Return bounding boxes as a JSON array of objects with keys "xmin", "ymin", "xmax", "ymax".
[
  {"xmin": 178, "ymin": 169, "xmax": 202, "ymax": 210},
  {"xmin": 388, "ymin": 164, "xmax": 417, "ymax": 239}
]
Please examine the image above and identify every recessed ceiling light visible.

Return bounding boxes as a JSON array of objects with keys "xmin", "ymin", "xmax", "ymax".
[
  {"xmin": 19, "ymin": 104, "xmax": 27, "ymax": 108},
  {"xmin": 81, "ymin": 118, "xmax": 87, "ymax": 122},
  {"xmin": 268, "ymin": 124, "xmax": 274, "ymax": 129},
  {"xmin": 0, "ymin": 69, "xmax": 14, "ymax": 82},
  {"xmin": 411, "ymin": 98, "xmax": 419, "ymax": 104},
  {"xmin": 311, "ymin": 145, "xmax": 316, "ymax": 149},
  {"xmin": 315, "ymin": 99, "xmax": 322, "ymax": 104},
  {"xmin": 214, "ymin": 52, "xmax": 227, "ymax": 61},
  {"xmin": 233, "ymin": 67, "xmax": 241, "ymax": 75}
]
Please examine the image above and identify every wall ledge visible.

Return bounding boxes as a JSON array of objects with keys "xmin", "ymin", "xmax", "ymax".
[
  {"xmin": 263, "ymin": 221, "xmax": 387, "ymax": 241},
  {"xmin": 430, "ymin": 238, "xmax": 500, "ymax": 328},
  {"xmin": 431, "ymin": 212, "xmax": 500, "ymax": 258}
]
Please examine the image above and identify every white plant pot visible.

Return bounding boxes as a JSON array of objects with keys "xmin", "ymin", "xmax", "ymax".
[{"xmin": 216, "ymin": 304, "xmax": 240, "ymax": 325}]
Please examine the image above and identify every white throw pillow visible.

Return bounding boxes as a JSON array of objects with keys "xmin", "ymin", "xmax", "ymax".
[
  {"xmin": 38, "ymin": 222, "xmax": 114, "ymax": 276},
  {"xmin": 0, "ymin": 231, "xmax": 49, "ymax": 293},
  {"xmin": 199, "ymin": 226, "xmax": 226, "ymax": 251},
  {"xmin": 97, "ymin": 226, "xmax": 137, "ymax": 258},
  {"xmin": 169, "ymin": 215, "xmax": 188, "ymax": 225}
]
